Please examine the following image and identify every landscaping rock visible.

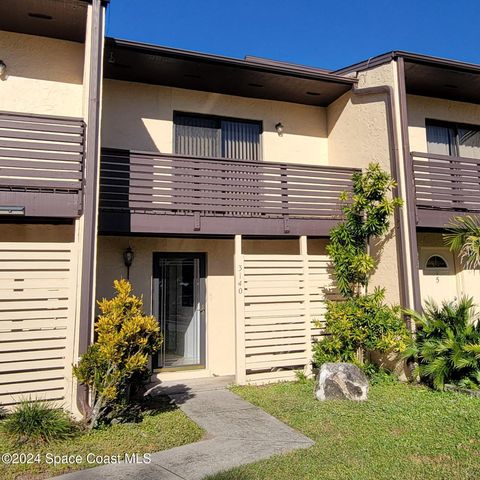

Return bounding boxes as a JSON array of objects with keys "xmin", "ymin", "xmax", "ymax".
[{"xmin": 315, "ymin": 362, "xmax": 368, "ymax": 401}]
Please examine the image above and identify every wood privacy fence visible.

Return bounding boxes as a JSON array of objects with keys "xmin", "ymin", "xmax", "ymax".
[
  {"xmin": 0, "ymin": 243, "xmax": 78, "ymax": 407},
  {"xmin": 0, "ymin": 111, "xmax": 85, "ymax": 217},
  {"xmin": 235, "ymin": 252, "xmax": 336, "ymax": 384}
]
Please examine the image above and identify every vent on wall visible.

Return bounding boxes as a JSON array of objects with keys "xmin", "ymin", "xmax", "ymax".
[{"xmin": 28, "ymin": 12, "xmax": 53, "ymax": 20}]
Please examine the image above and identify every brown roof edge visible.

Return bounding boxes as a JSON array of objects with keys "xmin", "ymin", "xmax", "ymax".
[
  {"xmin": 105, "ymin": 37, "xmax": 357, "ymax": 86},
  {"xmin": 335, "ymin": 50, "xmax": 480, "ymax": 75},
  {"xmin": 244, "ymin": 55, "xmax": 333, "ymax": 75}
]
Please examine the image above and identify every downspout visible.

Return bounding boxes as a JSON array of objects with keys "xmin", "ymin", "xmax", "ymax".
[
  {"xmin": 77, "ymin": 0, "xmax": 105, "ymax": 415},
  {"xmin": 395, "ymin": 57, "xmax": 422, "ymax": 313},
  {"xmin": 350, "ymin": 85, "xmax": 410, "ymax": 312}
]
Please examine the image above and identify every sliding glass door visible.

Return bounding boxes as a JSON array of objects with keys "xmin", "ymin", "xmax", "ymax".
[{"xmin": 152, "ymin": 253, "xmax": 206, "ymax": 369}]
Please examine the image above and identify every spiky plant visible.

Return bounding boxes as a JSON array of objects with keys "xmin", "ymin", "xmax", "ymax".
[
  {"xmin": 404, "ymin": 297, "xmax": 480, "ymax": 390},
  {"xmin": 3, "ymin": 400, "xmax": 75, "ymax": 444},
  {"xmin": 444, "ymin": 215, "xmax": 480, "ymax": 269}
]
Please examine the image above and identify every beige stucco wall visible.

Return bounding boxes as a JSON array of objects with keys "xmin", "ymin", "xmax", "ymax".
[
  {"xmin": 417, "ymin": 232, "xmax": 480, "ymax": 306},
  {"xmin": 0, "ymin": 31, "xmax": 84, "ymax": 117},
  {"xmin": 408, "ymin": 94, "xmax": 480, "ymax": 152},
  {"xmin": 96, "ymin": 236, "xmax": 236, "ymax": 376},
  {"xmin": 101, "ymin": 79, "xmax": 328, "ymax": 165},
  {"xmin": 0, "ymin": 223, "xmax": 75, "ymax": 242},
  {"xmin": 327, "ymin": 63, "xmax": 402, "ymax": 305}
]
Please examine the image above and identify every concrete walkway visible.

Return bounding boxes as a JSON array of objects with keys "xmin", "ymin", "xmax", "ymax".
[{"xmin": 52, "ymin": 376, "xmax": 314, "ymax": 480}]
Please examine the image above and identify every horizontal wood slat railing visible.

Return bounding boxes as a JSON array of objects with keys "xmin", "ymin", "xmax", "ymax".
[
  {"xmin": 0, "ymin": 111, "xmax": 85, "ymax": 217},
  {"xmin": 413, "ymin": 151, "xmax": 480, "ymax": 210},
  {"xmin": 100, "ymin": 149, "xmax": 359, "ymax": 235}
]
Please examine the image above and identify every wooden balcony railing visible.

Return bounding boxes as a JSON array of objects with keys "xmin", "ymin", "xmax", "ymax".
[
  {"xmin": 0, "ymin": 111, "xmax": 85, "ymax": 218},
  {"xmin": 412, "ymin": 151, "xmax": 480, "ymax": 227},
  {"xmin": 99, "ymin": 149, "xmax": 359, "ymax": 236}
]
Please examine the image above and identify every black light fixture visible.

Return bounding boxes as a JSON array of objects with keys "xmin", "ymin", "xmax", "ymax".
[
  {"xmin": 275, "ymin": 122, "xmax": 284, "ymax": 136},
  {"xmin": 0, "ymin": 60, "xmax": 6, "ymax": 80},
  {"xmin": 123, "ymin": 246, "xmax": 134, "ymax": 280}
]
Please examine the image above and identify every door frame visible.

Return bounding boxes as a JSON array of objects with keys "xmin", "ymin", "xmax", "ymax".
[{"xmin": 152, "ymin": 252, "xmax": 207, "ymax": 371}]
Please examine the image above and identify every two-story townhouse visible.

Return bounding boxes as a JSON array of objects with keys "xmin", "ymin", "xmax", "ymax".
[
  {"xmin": 2, "ymin": 0, "xmax": 479, "ymax": 416},
  {"xmin": 0, "ymin": 0, "xmax": 106, "ymax": 415},
  {"xmin": 96, "ymin": 39, "xmax": 362, "ymax": 386}
]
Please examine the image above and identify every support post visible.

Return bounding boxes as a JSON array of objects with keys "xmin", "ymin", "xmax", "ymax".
[
  {"xmin": 299, "ymin": 236, "xmax": 313, "ymax": 376},
  {"xmin": 234, "ymin": 235, "xmax": 246, "ymax": 384}
]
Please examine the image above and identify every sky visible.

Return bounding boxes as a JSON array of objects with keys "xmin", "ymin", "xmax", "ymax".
[{"xmin": 105, "ymin": 0, "xmax": 480, "ymax": 71}]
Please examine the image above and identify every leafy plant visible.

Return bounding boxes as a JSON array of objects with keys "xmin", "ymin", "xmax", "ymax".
[
  {"xmin": 313, "ymin": 288, "xmax": 408, "ymax": 367},
  {"xmin": 327, "ymin": 163, "xmax": 403, "ymax": 297},
  {"xmin": 362, "ymin": 363, "xmax": 398, "ymax": 385},
  {"xmin": 3, "ymin": 400, "xmax": 75, "ymax": 444},
  {"xmin": 295, "ymin": 370, "xmax": 309, "ymax": 384},
  {"xmin": 313, "ymin": 164, "xmax": 405, "ymax": 367},
  {"xmin": 404, "ymin": 296, "xmax": 480, "ymax": 390},
  {"xmin": 73, "ymin": 279, "xmax": 163, "ymax": 428},
  {"xmin": 444, "ymin": 215, "xmax": 480, "ymax": 269}
]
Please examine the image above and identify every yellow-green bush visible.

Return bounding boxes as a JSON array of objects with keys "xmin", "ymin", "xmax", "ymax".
[{"xmin": 73, "ymin": 279, "xmax": 163, "ymax": 427}]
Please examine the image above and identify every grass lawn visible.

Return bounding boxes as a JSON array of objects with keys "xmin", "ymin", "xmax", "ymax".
[
  {"xmin": 0, "ymin": 401, "xmax": 203, "ymax": 480},
  {"xmin": 208, "ymin": 381, "xmax": 480, "ymax": 480}
]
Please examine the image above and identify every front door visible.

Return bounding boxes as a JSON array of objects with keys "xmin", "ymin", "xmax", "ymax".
[
  {"xmin": 153, "ymin": 253, "xmax": 206, "ymax": 369},
  {"xmin": 419, "ymin": 247, "xmax": 458, "ymax": 306}
]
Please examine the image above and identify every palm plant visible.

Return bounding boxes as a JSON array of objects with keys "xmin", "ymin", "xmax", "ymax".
[
  {"xmin": 404, "ymin": 296, "xmax": 480, "ymax": 390},
  {"xmin": 444, "ymin": 215, "xmax": 480, "ymax": 269}
]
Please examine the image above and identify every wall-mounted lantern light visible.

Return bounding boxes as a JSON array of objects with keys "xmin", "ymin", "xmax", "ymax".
[
  {"xmin": 275, "ymin": 122, "xmax": 284, "ymax": 136},
  {"xmin": 0, "ymin": 60, "xmax": 6, "ymax": 80},
  {"xmin": 123, "ymin": 246, "xmax": 134, "ymax": 280}
]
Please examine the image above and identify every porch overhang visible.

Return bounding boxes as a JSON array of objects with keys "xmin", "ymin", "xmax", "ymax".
[
  {"xmin": 104, "ymin": 37, "xmax": 356, "ymax": 107},
  {"xmin": 0, "ymin": 0, "xmax": 89, "ymax": 43}
]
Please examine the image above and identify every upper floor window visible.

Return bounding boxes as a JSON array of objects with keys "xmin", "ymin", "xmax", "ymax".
[
  {"xmin": 426, "ymin": 120, "xmax": 480, "ymax": 159},
  {"xmin": 174, "ymin": 112, "xmax": 262, "ymax": 161}
]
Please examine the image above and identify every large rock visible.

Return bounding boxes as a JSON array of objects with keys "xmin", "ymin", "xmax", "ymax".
[{"xmin": 315, "ymin": 362, "xmax": 368, "ymax": 401}]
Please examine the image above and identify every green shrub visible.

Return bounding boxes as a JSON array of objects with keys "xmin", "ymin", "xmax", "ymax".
[
  {"xmin": 362, "ymin": 362, "xmax": 398, "ymax": 385},
  {"xmin": 0, "ymin": 404, "xmax": 6, "ymax": 420},
  {"xmin": 327, "ymin": 163, "xmax": 403, "ymax": 297},
  {"xmin": 404, "ymin": 296, "xmax": 480, "ymax": 390},
  {"xmin": 3, "ymin": 400, "xmax": 75, "ymax": 444},
  {"xmin": 73, "ymin": 279, "xmax": 163, "ymax": 428},
  {"xmin": 313, "ymin": 288, "xmax": 409, "ymax": 367},
  {"xmin": 313, "ymin": 164, "xmax": 405, "ymax": 371},
  {"xmin": 444, "ymin": 215, "xmax": 480, "ymax": 269}
]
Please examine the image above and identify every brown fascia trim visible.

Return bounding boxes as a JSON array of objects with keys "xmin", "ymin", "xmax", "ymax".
[
  {"xmin": 396, "ymin": 57, "xmax": 422, "ymax": 313},
  {"xmin": 244, "ymin": 55, "xmax": 333, "ymax": 75},
  {"xmin": 77, "ymin": 0, "xmax": 104, "ymax": 415},
  {"xmin": 350, "ymin": 85, "xmax": 410, "ymax": 312},
  {"xmin": 84, "ymin": 0, "xmax": 110, "ymax": 5},
  {"xmin": 105, "ymin": 37, "xmax": 357, "ymax": 86},
  {"xmin": 335, "ymin": 50, "xmax": 480, "ymax": 76}
]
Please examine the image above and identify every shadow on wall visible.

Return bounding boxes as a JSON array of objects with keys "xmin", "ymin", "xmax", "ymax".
[
  {"xmin": 370, "ymin": 227, "xmax": 395, "ymax": 276},
  {"xmin": 100, "ymin": 79, "xmax": 329, "ymax": 155},
  {"xmin": 101, "ymin": 80, "xmax": 163, "ymax": 152},
  {"xmin": 0, "ymin": 31, "xmax": 84, "ymax": 84}
]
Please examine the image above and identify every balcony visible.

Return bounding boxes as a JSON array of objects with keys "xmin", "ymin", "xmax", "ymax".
[
  {"xmin": 412, "ymin": 151, "xmax": 480, "ymax": 228},
  {"xmin": 0, "ymin": 111, "xmax": 85, "ymax": 218},
  {"xmin": 99, "ymin": 149, "xmax": 359, "ymax": 236}
]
